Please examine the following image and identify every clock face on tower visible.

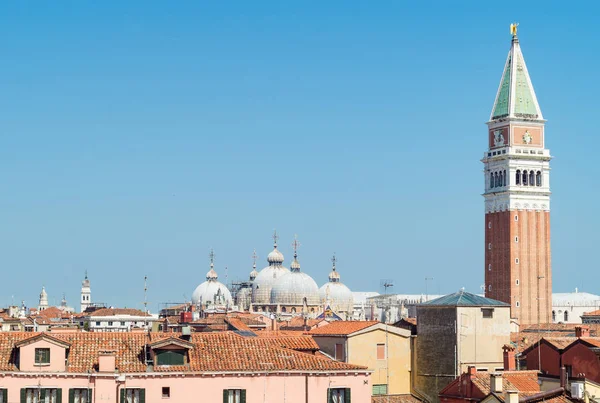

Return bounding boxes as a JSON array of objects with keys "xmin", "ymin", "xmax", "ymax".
[{"xmin": 523, "ymin": 131, "xmax": 533, "ymax": 144}]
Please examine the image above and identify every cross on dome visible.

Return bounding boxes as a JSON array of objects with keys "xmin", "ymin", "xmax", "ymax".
[{"xmin": 290, "ymin": 235, "xmax": 301, "ymax": 272}]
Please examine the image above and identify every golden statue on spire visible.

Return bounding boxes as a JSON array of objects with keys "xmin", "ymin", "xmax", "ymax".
[{"xmin": 510, "ymin": 23, "xmax": 519, "ymax": 37}]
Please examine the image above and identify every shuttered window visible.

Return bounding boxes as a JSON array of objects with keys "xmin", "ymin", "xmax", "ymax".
[
  {"xmin": 21, "ymin": 388, "xmax": 62, "ymax": 403},
  {"xmin": 376, "ymin": 344, "xmax": 386, "ymax": 360},
  {"xmin": 0, "ymin": 389, "xmax": 7, "ymax": 403},
  {"xmin": 119, "ymin": 389, "xmax": 145, "ymax": 403},
  {"xmin": 327, "ymin": 388, "xmax": 351, "ymax": 403},
  {"xmin": 68, "ymin": 389, "xmax": 90, "ymax": 403},
  {"xmin": 372, "ymin": 384, "xmax": 388, "ymax": 395},
  {"xmin": 222, "ymin": 390, "xmax": 246, "ymax": 403}
]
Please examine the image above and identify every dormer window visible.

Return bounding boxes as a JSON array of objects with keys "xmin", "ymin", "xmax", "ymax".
[
  {"xmin": 149, "ymin": 337, "xmax": 193, "ymax": 367},
  {"xmin": 35, "ymin": 348, "xmax": 50, "ymax": 365}
]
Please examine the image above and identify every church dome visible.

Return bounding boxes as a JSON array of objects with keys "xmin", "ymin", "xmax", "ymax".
[
  {"xmin": 319, "ymin": 255, "xmax": 353, "ymax": 313},
  {"xmin": 252, "ymin": 233, "xmax": 289, "ymax": 305},
  {"xmin": 191, "ymin": 251, "xmax": 233, "ymax": 307},
  {"xmin": 271, "ymin": 254, "xmax": 320, "ymax": 306}
]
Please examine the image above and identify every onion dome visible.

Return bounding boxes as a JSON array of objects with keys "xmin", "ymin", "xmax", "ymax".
[
  {"xmin": 270, "ymin": 242, "xmax": 320, "ymax": 306},
  {"xmin": 319, "ymin": 254, "xmax": 353, "ymax": 313},
  {"xmin": 191, "ymin": 249, "xmax": 233, "ymax": 307},
  {"xmin": 252, "ymin": 231, "xmax": 289, "ymax": 304}
]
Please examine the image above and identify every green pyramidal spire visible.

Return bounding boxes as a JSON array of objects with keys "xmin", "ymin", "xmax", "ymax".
[{"xmin": 490, "ymin": 33, "xmax": 543, "ymax": 121}]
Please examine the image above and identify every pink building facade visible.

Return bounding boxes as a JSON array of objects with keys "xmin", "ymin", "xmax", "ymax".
[{"xmin": 0, "ymin": 332, "xmax": 371, "ymax": 403}]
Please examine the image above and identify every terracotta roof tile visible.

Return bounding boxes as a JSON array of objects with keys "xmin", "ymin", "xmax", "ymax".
[
  {"xmin": 0, "ymin": 332, "xmax": 366, "ymax": 373},
  {"xmin": 87, "ymin": 308, "xmax": 150, "ymax": 317},
  {"xmin": 470, "ymin": 371, "xmax": 540, "ymax": 395},
  {"xmin": 309, "ymin": 321, "xmax": 380, "ymax": 336},
  {"xmin": 372, "ymin": 395, "xmax": 421, "ymax": 403}
]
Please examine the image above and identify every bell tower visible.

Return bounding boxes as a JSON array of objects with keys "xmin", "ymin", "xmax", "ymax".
[
  {"xmin": 80, "ymin": 271, "xmax": 91, "ymax": 313},
  {"xmin": 483, "ymin": 25, "xmax": 552, "ymax": 325}
]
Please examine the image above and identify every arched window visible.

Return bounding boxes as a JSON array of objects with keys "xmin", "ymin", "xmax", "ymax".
[
  {"xmin": 498, "ymin": 171, "xmax": 503, "ymax": 187},
  {"xmin": 552, "ymin": 311, "xmax": 556, "ymax": 322},
  {"xmin": 291, "ymin": 307, "xmax": 297, "ymax": 313},
  {"xmin": 503, "ymin": 170, "xmax": 507, "ymax": 186},
  {"xmin": 490, "ymin": 172, "xmax": 494, "ymax": 188},
  {"xmin": 522, "ymin": 170, "xmax": 528, "ymax": 186},
  {"xmin": 494, "ymin": 172, "xmax": 499, "ymax": 188},
  {"xmin": 516, "ymin": 170, "xmax": 521, "ymax": 185},
  {"xmin": 281, "ymin": 307, "xmax": 287, "ymax": 313},
  {"xmin": 529, "ymin": 171, "xmax": 535, "ymax": 186},
  {"xmin": 536, "ymin": 171, "xmax": 542, "ymax": 186},
  {"xmin": 564, "ymin": 311, "xmax": 569, "ymax": 322}
]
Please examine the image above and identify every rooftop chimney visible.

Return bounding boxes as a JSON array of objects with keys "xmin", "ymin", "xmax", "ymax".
[
  {"xmin": 505, "ymin": 390, "xmax": 519, "ymax": 403},
  {"xmin": 560, "ymin": 366, "xmax": 567, "ymax": 388},
  {"xmin": 98, "ymin": 350, "xmax": 116, "ymax": 373},
  {"xmin": 468, "ymin": 366, "xmax": 477, "ymax": 376},
  {"xmin": 575, "ymin": 326, "xmax": 590, "ymax": 338},
  {"xmin": 503, "ymin": 344, "xmax": 516, "ymax": 371},
  {"xmin": 491, "ymin": 373, "xmax": 503, "ymax": 394}
]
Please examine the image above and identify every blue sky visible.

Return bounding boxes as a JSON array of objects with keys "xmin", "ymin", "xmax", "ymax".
[{"xmin": 1, "ymin": 2, "xmax": 598, "ymax": 311}]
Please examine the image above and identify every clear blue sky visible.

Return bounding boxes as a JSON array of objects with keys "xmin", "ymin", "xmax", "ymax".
[{"xmin": 1, "ymin": 2, "xmax": 598, "ymax": 311}]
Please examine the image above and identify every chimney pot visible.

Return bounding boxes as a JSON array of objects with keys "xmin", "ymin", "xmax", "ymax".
[
  {"xmin": 505, "ymin": 390, "xmax": 519, "ymax": 403},
  {"xmin": 491, "ymin": 373, "xmax": 503, "ymax": 393},
  {"xmin": 503, "ymin": 344, "xmax": 516, "ymax": 371},
  {"xmin": 575, "ymin": 326, "xmax": 590, "ymax": 338},
  {"xmin": 468, "ymin": 366, "xmax": 477, "ymax": 375}
]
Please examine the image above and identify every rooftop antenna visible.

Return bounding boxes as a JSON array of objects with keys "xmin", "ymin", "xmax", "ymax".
[
  {"xmin": 380, "ymin": 279, "xmax": 394, "ymax": 295},
  {"xmin": 144, "ymin": 275, "xmax": 148, "ymax": 330}
]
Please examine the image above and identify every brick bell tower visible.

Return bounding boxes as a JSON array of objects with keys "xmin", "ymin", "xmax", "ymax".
[{"xmin": 483, "ymin": 25, "xmax": 552, "ymax": 325}]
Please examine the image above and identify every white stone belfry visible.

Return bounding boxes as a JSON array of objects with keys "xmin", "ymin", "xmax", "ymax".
[
  {"xmin": 38, "ymin": 286, "xmax": 48, "ymax": 311},
  {"xmin": 80, "ymin": 272, "xmax": 91, "ymax": 313}
]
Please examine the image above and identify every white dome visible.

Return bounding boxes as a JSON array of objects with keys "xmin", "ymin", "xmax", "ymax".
[
  {"xmin": 319, "ymin": 257, "xmax": 353, "ymax": 313},
  {"xmin": 319, "ymin": 282, "xmax": 354, "ymax": 313},
  {"xmin": 251, "ymin": 238, "xmax": 289, "ymax": 305},
  {"xmin": 191, "ymin": 267, "xmax": 232, "ymax": 307},
  {"xmin": 252, "ymin": 264, "xmax": 289, "ymax": 304},
  {"xmin": 271, "ymin": 270, "xmax": 320, "ymax": 306}
]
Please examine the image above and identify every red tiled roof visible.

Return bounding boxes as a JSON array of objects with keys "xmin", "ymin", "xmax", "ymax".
[
  {"xmin": 582, "ymin": 310, "xmax": 600, "ymax": 316},
  {"xmin": 441, "ymin": 371, "xmax": 541, "ymax": 400},
  {"xmin": 224, "ymin": 317, "xmax": 252, "ymax": 332},
  {"xmin": 309, "ymin": 321, "xmax": 380, "ymax": 336},
  {"xmin": 253, "ymin": 333, "xmax": 319, "ymax": 352},
  {"xmin": 471, "ymin": 371, "xmax": 540, "ymax": 395},
  {"xmin": 87, "ymin": 308, "xmax": 150, "ymax": 317},
  {"xmin": 0, "ymin": 332, "xmax": 366, "ymax": 373},
  {"xmin": 372, "ymin": 395, "xmax": 421, "ymax": 403}
]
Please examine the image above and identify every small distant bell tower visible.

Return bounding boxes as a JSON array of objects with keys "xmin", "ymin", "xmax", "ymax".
[{"xmin": 80, "ymin": 271, "xmax": 91, "ymax": 313}]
